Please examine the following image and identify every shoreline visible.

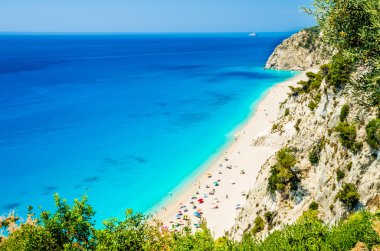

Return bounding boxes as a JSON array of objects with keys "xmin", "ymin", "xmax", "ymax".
[{"xmin": 154, "ymin": 70, "xmax": 311, "ymax": 237}]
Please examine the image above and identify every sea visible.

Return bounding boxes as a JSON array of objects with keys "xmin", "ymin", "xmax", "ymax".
[{"xmin": 0, "ymin": 33, "xmax": 297, "ymax": 222}]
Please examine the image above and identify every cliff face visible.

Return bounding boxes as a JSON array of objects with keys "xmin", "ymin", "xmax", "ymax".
[
  {"xmin": 231, "ymin": 31, "xmax": 380, "ymax": 238},
  {"xmin": 265, "ymin": 28, "xmax": 333, "ymax": 71}
]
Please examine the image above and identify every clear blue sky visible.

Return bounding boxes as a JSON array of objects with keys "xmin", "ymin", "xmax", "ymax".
[{"xmin": 0, "ymin": 0, "xmax": 315, "ymax": 32}]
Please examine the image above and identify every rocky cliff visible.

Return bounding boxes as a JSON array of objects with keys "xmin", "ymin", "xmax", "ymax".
[
  {"xmin": 265, "ymin": 28, "xmax": 333, "ymax": 71},
  {"xmin": 231, "ymin": 31, "xmax": 380, "ymax": 239}
]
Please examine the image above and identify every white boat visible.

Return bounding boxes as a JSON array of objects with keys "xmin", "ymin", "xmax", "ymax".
[{"xmin": 249, "ymin": 33, "xmax": 257, "ymax": 37}]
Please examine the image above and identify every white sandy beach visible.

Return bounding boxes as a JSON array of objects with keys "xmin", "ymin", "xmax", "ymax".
[{"xmin": 155, "ymin": 71, "xmax": 311, "ymax": 237}]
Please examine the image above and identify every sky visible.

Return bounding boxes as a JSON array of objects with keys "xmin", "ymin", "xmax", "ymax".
[{"xmin": 0, "ymin": 0, "xmax": 316, "ymax": 33}]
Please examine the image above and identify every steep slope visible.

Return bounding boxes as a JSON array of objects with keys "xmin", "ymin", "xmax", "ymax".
[
  {"xmin": 265, "ymin": 28, "xmax": 333, "ymax": 71},
  {"xmin": 232, "ymin": 31, "xmax": 380, "ymax": 239}
]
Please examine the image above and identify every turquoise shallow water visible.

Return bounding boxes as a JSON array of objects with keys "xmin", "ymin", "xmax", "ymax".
[{"xmin": 0, "ymin": 33, "xmax": 296, "ymax": 222}]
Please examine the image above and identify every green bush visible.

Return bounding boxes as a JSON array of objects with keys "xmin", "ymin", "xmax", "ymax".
[
  {"xmin": 264, "ymin": 211, "xmax": 276, "ymax": 226},
  {"xmin": 340, "ymin": 104, "xmax": 350, "ymax": 122},
  {"xmin": 308, "ymin": 101, "xmax": 318, "ymax": 111},
  {"xmin": 311, "ymin": 0, "xmax": 380, "ymax": 57},
  {"xmin": 309, "ymin": 201, "xmax": 319, "ymax": 211},
  {"xmin": 2, "ymin": 195, "xmax": 380, "ymax": 250},
  {"xmin": 320, "ymin": 64, "xmax": 330, "ymax": 76},
  {"xmin": 309, "ymin": 138, "xmax": 325, "ymax": 165},
  {"xmin": 335, "ymin": 122, "xmax": 358, "ymax": 151},
  {"xmin": 252, "ymin": 216, "xmax": 265, "ymax": 235},
  {"xmin": 336, "ymin": 169, "xmax": 345, "ymax": 182},
  {"xmin": 346, "ymin": 162, "xmax": 353, "ymax": 171},
  {"xmin": 284, "ymin": 108, "xmax": 290, "ymax": 117},
  {"xmin": 264, "ymin": 211, "xmax": 275, "ymax": 225},
  {"xmin": 326, "ymin": 211, "xmax": 380, "ymax": 250},
  {"xmin": 336, "ymin": 183, "xmax": 360, "ymax": 210},
  {"xmin": 325, "ymin": 53, "xmax": 353, "ymax": 89},
  {"xmin": 289, "ymin": 70, "xmax": 324, "ymax": 96},
  {"xmin": 366, "ymin": 118, "xmax": 380, "ymax": 149},
  {"xmin": 294, "ymin": 119, "xmax": 301, "ymax": 132},
  {"xmin": 268, "ymin": 148, "xmax": 300, "ymax": 194}
]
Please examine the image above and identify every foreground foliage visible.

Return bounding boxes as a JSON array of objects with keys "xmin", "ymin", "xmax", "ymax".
[{"xmin": 1, "ymin": 195, "xmax": 380, "ymax": 251}]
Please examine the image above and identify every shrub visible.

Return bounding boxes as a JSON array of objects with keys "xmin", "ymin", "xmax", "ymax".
[
  {"xmin": 320, "ymin": 64, "xmax": 330, "ymax": 76},
  {"xmin": 336, "ymin": 183, "xmax": 360, "ymax": 210},
  {"xmin": 335, "ymin": 122, "xmax": 358, "ymax": 151},
  {"xmin": 340, "ymin": 104, "xmax": 350, "ymax": 122},
  {"xmin": 272, "ymin": 123, "xmax": 281, "ymax": 133},
  {"xmin": 326, "ymin": 211, "xmax": 380, "ymax": 250},
  {"xmin": 294, "ymin": 119, "xmax": 301, "ymax": 132},
  {"xmin": 325, "ymin": 53, "xmax": 353, "ymax": 89},
  {"xmin": 252, "ymin": 216, "xmax": 265, "ymax": 235},
  {"xmin": 309, "ymin": 201, "xmax": 319, "ymax": 211},
  {"xmin": 268, "ymin": 148, "xmax": 300, "ymax": 194},
  {"xmin": 284, "ymin": 108, "xmax": 290, "ymax": 117},
  {"xmin": 2, "ymin": 195, "xmax": 380, "ymax": 250},
  {"xmin": 366, "ymin": 118, "xmax": 380, "ymax": 149},
  {"xmin": 308, "ymin": 101, "xmax": 318, "ymax": 111},
  {"xmin": 309, "ymin": 138, "xmax": 325, "ymax": 165},
  {"xmin": 307, "ymin": 71, "xmax": 324, "ymax": 91},
  {"xmin": 289, "ymin": 70, "xmax": 324, "ymax": 96},
  {"xmin": 336, "ymin": 169, "xmax": 345, "ymax": 182},
  {"xmin": 346, "ymin": 162, "xmax": 353, "ymax": 171},
  {"xmin": 264, "ymin": 212, "xmax": 275, "ymax": 225}
]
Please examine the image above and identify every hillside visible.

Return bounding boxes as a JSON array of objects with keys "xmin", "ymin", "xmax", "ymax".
[
  {"xmin": 233, "ymin": 55, "xmax": 380, "ymax": 239},
  {"xmin": 265, "ymin": 27, "xmax": 333, "ymax": 70}
]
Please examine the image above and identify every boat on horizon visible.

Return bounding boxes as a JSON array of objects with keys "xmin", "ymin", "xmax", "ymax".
[{"xmin": 249, "ymin": 33, "xmax": 257, "ymax": 37}]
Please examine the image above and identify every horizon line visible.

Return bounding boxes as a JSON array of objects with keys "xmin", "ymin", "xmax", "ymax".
[{"xmin": 0, "ymin": 30, "xmax": 304, "ymax": 35}]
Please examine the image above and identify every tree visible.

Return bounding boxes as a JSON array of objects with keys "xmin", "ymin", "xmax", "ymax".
[
  {"xmin": 366, "ymin": 118, "xmax": 380, "ymax": 149},
  {"xmin": 39, "ymin": 194, "xmax": 96, "ymax": 250},
  {"xmin": 336, "ymin": 183, "xmax": 360, "ymax": 210}
]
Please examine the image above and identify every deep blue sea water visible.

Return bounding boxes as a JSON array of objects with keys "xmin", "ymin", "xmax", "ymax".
[{"xmin": 0, "ymin": 33, "xmax": 296, "ymax": 222}]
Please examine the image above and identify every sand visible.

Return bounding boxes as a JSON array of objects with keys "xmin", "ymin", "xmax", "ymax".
[{"xmin": 154, "ymin": 71, "xmax": 311, "ymax": 238}]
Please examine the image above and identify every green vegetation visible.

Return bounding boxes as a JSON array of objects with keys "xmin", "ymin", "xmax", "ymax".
[
  {"xmin": 340, "ymin": 104, "xmax": 350, "ymax": 122},
  {"xmin": 346, "ymin": 162, "xmax": 353, "ymax": 171},
  {"xmin": 336, "ymin": 183, "xmax": 360, "ymax": 210},
  {"xmin": 294, "ymin": 118, "xmax": 301, "ymax": 132},
  {"xmin": 241, "ymin": 210, "xmax": 380, "ymax": 251},
  {"xmin": 308, "ymin": 101, "xmax": 318, "ymax": 111},
  {"xmin": 335, "ymin": 122, "xmax": 361, "ymax": 151},
  {"xmin": 290, "ymin": 68, "xmax": 326, "ymax": 96},
  {"xmin": 271, "ymin": 123, "xmax": 282, "ymax": 133},
  {"xmin": 268, "ymin": 148, "xmax": 300, "ymax": 194},
  {"xmin": 325, "ymin": 53, "xmax": 353, "ymax": 89},
  {"xmin": 309, "ymin": 201, "xmax": 319, "ymax": 211},
  {"xmin": 309, "ymin": 138, "xmax": 325, "ymax": 165},
  {"xmin": 284, "ymin": 108, "xmax": 290, "ymax": 117},
  {"xmin": 309, "ymin": 0, "xmax": 380, "ymax": 96},
  {"xmin": 288, "ymin": 68, "xmax": 327, "ymax": 112},
  {"xmin": 264, "ymin": 212, "xmax": 275, "ymax": 226},
  {"xmin": 336, "ymin": 169, "xmax": 345, "ymax": 182},
  {"xmin": 2, "ymin": 1, "xmax": 380, "ymax": 250},
  {"xmin": 366, "ymin": 118, "xmax": 380, "ymax": 149},
  {"xmin": 1, "ymin": 195, "xmax": 379, "ymax": 250},
  {"xmin": 310, "ymin": 0, "xmax": 380, "ymax": 59},
  {"xmin": 251, "ymin": 216, "xmax": 265, "ymax": 235}
]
